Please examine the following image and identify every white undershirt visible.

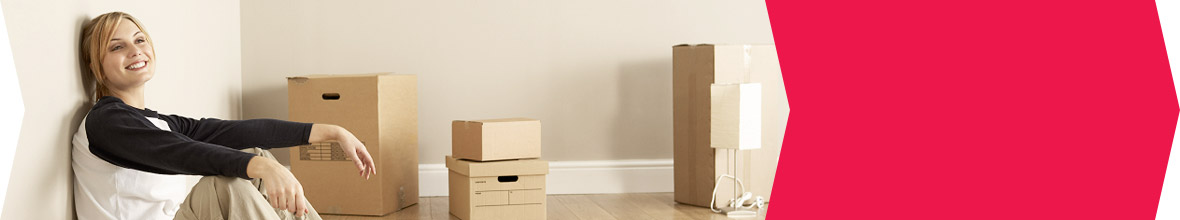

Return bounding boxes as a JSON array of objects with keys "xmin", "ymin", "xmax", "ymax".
[{"xmin": 72, "ymin": 114, "xmax": 198, "ymax": 220}]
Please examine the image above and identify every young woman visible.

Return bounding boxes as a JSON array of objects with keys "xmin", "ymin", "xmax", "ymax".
[{"xmin": 72, "ymin": 12, "xmax": 376, "ymax": 220}]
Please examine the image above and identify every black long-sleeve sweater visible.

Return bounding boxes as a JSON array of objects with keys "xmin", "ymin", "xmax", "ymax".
[{"xmin": 84, "ymin": 96, "xmax": 312, "ymax": 179}]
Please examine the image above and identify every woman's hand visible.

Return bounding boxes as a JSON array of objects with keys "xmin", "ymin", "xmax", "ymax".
[
  {"xmin": 310, "ymin": 124, "xmax": 377, "ymax": 179},
  {"xmin": 336, "ymin": 127, "xmax": 376, "ymax": 179},
  {"xmin": 247, "ymin": 156, "xmax": 309, "ymax": 217}
]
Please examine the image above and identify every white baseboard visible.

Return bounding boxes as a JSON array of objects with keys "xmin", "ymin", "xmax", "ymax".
[{"xmin": 419, "ymin": 159, "xmax": 674, "ymax": 197}]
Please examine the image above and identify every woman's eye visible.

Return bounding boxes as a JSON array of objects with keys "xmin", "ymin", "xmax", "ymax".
[
  {"xmin": 110, "ymin": 45, "xmax": 122, "ymax": 51},
  {"xmin": 135, "ymin": 39, "xmax": 145, "ymax": 44}
]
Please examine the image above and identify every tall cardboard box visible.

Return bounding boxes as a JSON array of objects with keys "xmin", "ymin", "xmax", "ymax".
[
  {"xmin": 287, "ymin": 73, "xmax": 418, "ymax": 216},
  {"xmin": 673, "ymin": 44, "xmax": 788, "ymax": 208},
  {"xmin": 452, "ymin": 118, "xmax": 541, "ymax": 161},
  {"xmin": 446, "ymin": 156, "xmax": 548, "ymax": 220}
]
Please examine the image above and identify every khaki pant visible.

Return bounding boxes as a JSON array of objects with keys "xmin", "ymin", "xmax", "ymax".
[{"xmin": 174, "ymin": 148, "xmax": 322, "ymax": 220}]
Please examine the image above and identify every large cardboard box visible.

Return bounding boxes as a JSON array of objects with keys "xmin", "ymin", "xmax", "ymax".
[
  {"xmin": 446, "ymin": 156, "xmax": 548, "ymax": 220},
  {"xmin": 287, "ymin": 73, "xmax": 419, "ymax": 216},
  {"xmin": 452, "ymin": 118, "xmax": 541, "ymax": 161},
  {"xmin": 673, "ymin": 44, "xmax": 788, "ymax": 208}
]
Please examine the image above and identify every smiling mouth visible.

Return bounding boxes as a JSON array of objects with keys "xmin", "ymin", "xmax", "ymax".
[{"xmin": 125, "ymin": 61, "xmax": 148, "ymax": 70}]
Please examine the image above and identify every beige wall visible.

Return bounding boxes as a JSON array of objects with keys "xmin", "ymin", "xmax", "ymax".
[
  {"xmin": 1, "ymin": 1, "xmax": 241, "ymax": 219},
  {"xmin": 0, "ymin": 1, "xmax": 769, "ymax": 218},
  {"xmin": 241, "ymin": 0, "xmax": 775, "ymax": 164}
]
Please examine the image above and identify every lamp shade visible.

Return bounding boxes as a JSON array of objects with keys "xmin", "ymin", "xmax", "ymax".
[{"xmin": 710, "ymin": 83, "xmax": 761, "ymax": 150}]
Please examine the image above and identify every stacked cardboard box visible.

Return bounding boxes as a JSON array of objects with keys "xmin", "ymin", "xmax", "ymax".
[
  {"xmin": 447, "ymin": 118, "xmax": 548, "ymax": 220},
  {"xmin": 673, "ymin": 44, "xmax": 788, "ymax": 208},
  {"xmin": 287, "ymin": 73, "xmax": 419, "ymax": 216}
]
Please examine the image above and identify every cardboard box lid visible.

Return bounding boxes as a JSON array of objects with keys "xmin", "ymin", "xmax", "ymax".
[
  {"xmin": 287, "ymin": 72, "xmax": 403, "ymax": 80},
  {"xmin": 446, "ymin": 156, "xmax": 549, "ymax": 177},
  {"xmin": 673, "ymin": 43, "xmax": 773, "ymax": 48},
  {"xmin": 456, "ymin": 118, "xmax": 539, "ymax": 124}
]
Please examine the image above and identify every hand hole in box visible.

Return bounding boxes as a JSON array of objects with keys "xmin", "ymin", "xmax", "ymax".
[
  {"xmin": 322, "ymin": 93, "xmax": 341, "ymax": 100},
  {"xmin": 497, "ymin": 176, "xmax": 519, "ymax": 183}
]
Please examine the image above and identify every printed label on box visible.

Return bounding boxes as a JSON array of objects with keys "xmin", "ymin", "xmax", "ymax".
[{"xmin": 298, "ymin": 142, "xmax": 359, "ymax": 161}]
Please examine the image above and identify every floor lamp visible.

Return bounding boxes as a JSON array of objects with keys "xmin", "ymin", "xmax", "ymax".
[{"xmin": 709, "ymin": 83, "xmax": 763, "ymax": 218}]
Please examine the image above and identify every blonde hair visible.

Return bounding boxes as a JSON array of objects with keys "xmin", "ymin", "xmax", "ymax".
[{"xmin": 79, "ymin": 12, "xmax": 155, "ymax": 102}]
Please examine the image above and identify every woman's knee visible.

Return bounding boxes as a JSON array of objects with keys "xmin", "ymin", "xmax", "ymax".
[
  {"xmin": 240, "ymin": 147, "xmax": 277, "ymax": 160},
  {"xmin": 195, "ymin": 176, "xmax": 257, "ymax": 192}
]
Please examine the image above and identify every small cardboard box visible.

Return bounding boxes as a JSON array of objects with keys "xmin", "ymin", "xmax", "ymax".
[
  {"xmin": 446, "ymin": 155, "xmax": 548, "ymax": 220},
  {"xmin": 673, "ymin": 44, "xmax": 787, "ymax": 208},
  {"xmin": 452, "ymin": 118, "xmax": 541, "ymax": 161},
  {"xmin": 287, "ymin": 73, "xmax": 419, "ymax": 216}
]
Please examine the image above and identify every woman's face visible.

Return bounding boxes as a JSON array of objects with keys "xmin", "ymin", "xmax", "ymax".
[{"xmin": 100, "ymin": 19, "xmax": 154, "ymax": 91}]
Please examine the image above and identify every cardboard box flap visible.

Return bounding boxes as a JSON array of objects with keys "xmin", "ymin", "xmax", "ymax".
[
  {"xmin": 456, "ymin": 118, "xmax": 539, "ymax": 124},
  {"xmin": 446, "ymin": 156, "xmax": 548, "ymax": 177},
  {"xmin": 287, "ymin": 73, "xmax": 399, "ymax": 81},
  {"xmin": 673, "ymin": 43, "xmax": 773, "ymax": 48}
]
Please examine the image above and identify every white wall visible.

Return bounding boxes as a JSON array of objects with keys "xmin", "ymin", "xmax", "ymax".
[
  {"xmin": 240, "ymin": 0, "xmax": 775, "ymax": 165},
  {"xmin": 0, "ymin": 1, "xmax": 241, "ymax": 219}
]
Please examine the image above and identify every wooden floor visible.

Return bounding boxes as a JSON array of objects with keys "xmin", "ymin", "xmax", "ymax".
[{"xmin": 319, "ymin": 193, "xmax": 768, "ymax": 220}]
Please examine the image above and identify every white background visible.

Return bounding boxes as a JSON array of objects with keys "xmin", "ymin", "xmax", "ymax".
[
  {"xmin": 1158, "ymin": 0, "xmax": 1179, "ymax": 219},
  {"xmin": 0, "ymin": 3, "xmax": 21, "ymax": 218}
]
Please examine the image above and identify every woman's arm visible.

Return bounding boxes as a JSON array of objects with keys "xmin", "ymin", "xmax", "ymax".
[
  {"xmin": 244, "ymin": 124, "xmax": 376, "ymax": 217},
  {"xmin": 155, "ymin": 114, "xmax": 312, "ymax": 150},
  {"xmin": 309, "ymin": 124, "xmax": 342, "ymax": 143},
  {"xmin": 246, "ymin": 155, "xmax": 308, "ymax": 216},
  {"xmin": 157, "ymin": 114, "xmax": 375, "ymax": 178},
  {"xmin": 86, "ymin": 106, "xmax": 258, "ymax": 178},
  {"xmin": 308, "ymin": 124, "xmax": 377, "ymax": 179}
]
